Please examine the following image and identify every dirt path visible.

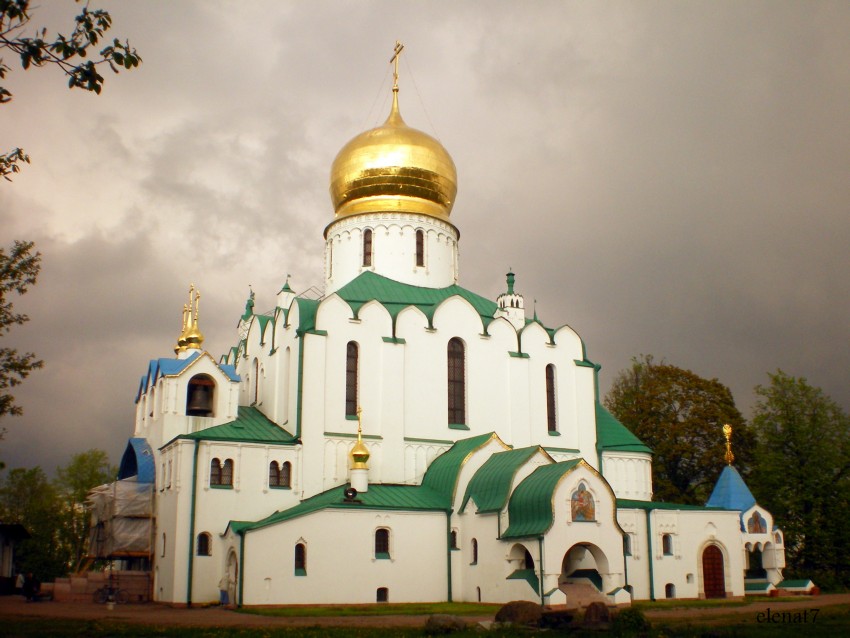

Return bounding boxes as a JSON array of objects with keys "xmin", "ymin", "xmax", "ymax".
[{"xmin": 0, "ymin": 593, "xmax": 847, "ymax": 629}]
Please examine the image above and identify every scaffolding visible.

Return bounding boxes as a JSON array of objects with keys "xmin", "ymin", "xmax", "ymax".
[{"xmin": 87, "ymin": 479, "xmax": 154, "ymax": 559}]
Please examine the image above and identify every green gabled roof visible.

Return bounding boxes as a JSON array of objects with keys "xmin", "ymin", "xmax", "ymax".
[
  {"xmin": 334, "ymin": 271, "xmax": 499, "ymax": 329},
  {"xmin": 178, "ymin": 406, "xmax": 297, "ymax": 445},
  {"xmin": 229, "ymin": 483, "xmax": 448, "ymax": 534},
  {"xmin": 461, "ymin": 446, "xmax": 541, "ymax": 513},
  {"xmin": 502, "ymin": 460, "xmax": 581, "ymax": 538},
  {"xmin": 595, "ymin": 404, "xmax": 652, "ymax": 454},
  {"xmin": 294, "ymin": 297, "xmax": 320, "ymax": 334},
  {"xmin": 255, "ymin": 314, "xmax": 273, "ymax": 341},
  {"xmin": 616, "ymin": 498, "xmax": 728, "ymax": 511},
  {"xmin": 420, "ymin": 432, "xmax": 500, "ymax": 504}
]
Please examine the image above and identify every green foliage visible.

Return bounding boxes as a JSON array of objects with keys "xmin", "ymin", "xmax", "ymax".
[
  {"xmin": 56, "ymin": 449, "xmax": 117, "ymax": 571},
  {"xmin": 1, "ymin": 0, "xmax": 142, "ymax": 179},
  {"xmin": 0, "ymin": 466, "xmax": 68, "ymax": 579},
  {"xmin": 0, "ymin": 448, "xmax": 116, "ymax": 580},
  {"xmin": 604, "ymin": 355, "xmax": 751, "ymax": 504},
  {"xmin": 611, "ymin": 606, "xmax": 650, "ymax": 636},
  {"xmin": 0, "ymin": 239, "xmax": 42, "ymax": 421},
  {"xmin": 749, "ymin": 370, "xmax": 850, "ymax": 586}
]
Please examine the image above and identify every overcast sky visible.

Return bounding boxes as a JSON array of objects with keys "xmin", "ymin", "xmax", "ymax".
[{"xmin": 2, "ymin": 1, "xmax": 848, "ymax": 474}]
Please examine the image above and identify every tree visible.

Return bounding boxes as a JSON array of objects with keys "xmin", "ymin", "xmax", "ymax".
[
  {"xmin": 0, "ymin": 240, "xmax": 42, "ymax": 422},
  {"xmin": 749, "ymin": 370, "xmax": 850, "ymax": 587},
  {"xmin": 1, "ymin": 0, "xmax": 142, "ymax": 179},
  {"xmin": 55, "ymin": 449, "xmax": 116, "ymax": 570},
  {"xmin": 0, "ymin": 466, "xmax": 68, "ymax": 579},
  {"xmin": 604, "ymin": 355, "xmax": 751, "ymax": 504}
]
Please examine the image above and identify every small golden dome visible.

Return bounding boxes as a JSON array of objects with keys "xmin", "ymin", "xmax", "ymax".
[
  {"xmin": 349, "ymin": 439, "xmax": 371, "ymax": 470},
  {"xmin": 329, "ymin": 91, "xmax": 457, "ymax": 222}
]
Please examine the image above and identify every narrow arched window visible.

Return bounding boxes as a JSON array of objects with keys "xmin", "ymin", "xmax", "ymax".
[
  {"xmin": 269, "ymin": 461, "xmax": 280, "ymax": 487},
  {"xmin": 376, "ymin": 587, "xmax": 389, "ymax": 602},
  {"xmin": 197, "ymin": 532, "xmax": 211, "ymax": 556},
  {"xmin": 447, "ymin": 338, "xmax": 466, "ymax": 425},
  {"xmin": 210, "ymin": 458, "xmax": 222, "ymax": 485},
  {"xmin": 252, "ymin": 358, "xmax": 259, "ymax": 405},
  {"xmin": 415, "ymin": 229, "xmax": 424, "ymax": 267},
  {"xmin": 281, "ymin": 461, "xmax": 292, "ymax": 488},
  {"xmin": 294, "ymin": 543, "xmax": 306, "ymax": 575},
  {"xmin": 450, "ymin": 529, "xmax": 458, "ymax": 550},
  {"xmin": 662, "ymin": 533, "xmax": 673, "ymax": 556},
  {"xmin": 363, "ymin": 229, "xmax": 373, "ymax": 267},
  {"xmin": 375, "ymin": 528, "xmax": 390, "ymax": 559},
  {"xmin": 346, "ymin": 342, "xmax": 359, "ymax": 417},
  {"xmin": 221, "ymin": 459, "xmax": 234, "ymax": 486},
  {"xmin": 665, "ymin": 583, "xmax": 676, "ymax": 599},
  {"xmin": 471, "ymin": 538, "xmax": 478, "ymax": 565},
  {"xmin": 623, "ymin": 534, "xmax": 632, "ymax": 556},
  {"xmin": 546, "ymin": 364, "xmax": 557, "ymax": 432}
]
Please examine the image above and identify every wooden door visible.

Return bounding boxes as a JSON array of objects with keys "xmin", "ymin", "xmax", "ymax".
[{"xmin": 702, "ymin": 545, "xmax": 725, "ymax": 598}]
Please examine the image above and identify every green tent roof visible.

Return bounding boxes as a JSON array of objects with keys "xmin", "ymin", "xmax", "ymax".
[
  {"xmin": 420, "ymin": 432, "xmax": 500, "ymax": 504},
  {"xmin": 175, "ymin": 406, "xmax": 297, "ymax": 446},
  {"xmin": 229, "ymin": 483, "xmax": 448, "ymax": 535},
  {"xmin": 502, "ymin": 460, "xmax": 581, "ymax": 538},
  {"xmin": 461, "ymin": 446, "xmax": 541, "ymax": 513},
  {"xmin": 595, "ymin": 404, "xmax": 652, "ymax": 454}
]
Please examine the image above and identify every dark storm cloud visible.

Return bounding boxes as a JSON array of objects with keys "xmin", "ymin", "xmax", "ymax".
[{"xmin": 1, "ymin": 1, "xmax": 848, "ymax": 473}]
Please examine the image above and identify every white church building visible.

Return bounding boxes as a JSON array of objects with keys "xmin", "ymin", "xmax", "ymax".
[{"xmin": 110, "ymin": 50, "xmax": 786, "ymax": 607}]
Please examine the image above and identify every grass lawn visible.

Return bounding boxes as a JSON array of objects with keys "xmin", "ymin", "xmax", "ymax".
[{"xmin": 237, "ymin": 601, "xmax": 501, "ymax": 617}]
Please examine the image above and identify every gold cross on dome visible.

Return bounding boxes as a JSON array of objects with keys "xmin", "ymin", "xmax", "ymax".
[{"xmin": 390, "ymin": 41, "xmax": 404, "ymax": 91}]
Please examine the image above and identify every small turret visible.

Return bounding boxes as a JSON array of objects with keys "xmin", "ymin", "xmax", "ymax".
[
  {"xmin": 277, "ymin": 275, "xmax": 295, "ymax": 311},
  {"xmin": 496, "ymin": 269, "xmax": 526, "ymax": 330}
]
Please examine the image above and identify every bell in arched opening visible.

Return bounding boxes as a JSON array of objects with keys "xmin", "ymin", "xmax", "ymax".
[{"xmin": 186, "ymin": 374, "xmax": 215, "ymax": 417}]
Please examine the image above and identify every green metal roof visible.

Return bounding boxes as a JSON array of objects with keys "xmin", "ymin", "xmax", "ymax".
[
  {"xmin": 461, "ymin": 446, "xmax": 541, "ymax": 513},
  {"xmin": 229, "ymin": 483, "xmax": 448, "ymax": 535},
  {"xmin": 502, "ymin": 460, "xmax": 581, "ymax": 538},
  {"xmin": 334, "ymin": 271, "xmax": 499, "ymax": 330},
  {"xmin": 294, "ymin": 297, "xmax": 320, "ymax": 334},
  {"xmin": 616, "ymin": 498, "xmax": 728, "ymax": 512},
  {"xmin": 420, "ymin": 432, "xmax": 501, "ymax": 504},
  {"xmin": 595, "ymin": 404, "xmax": 652, "ymax": 454},
  {"xmin": 255, "ymin": 314, "xmax": 273, "ymax": 342},
  {"xmin": 176, "ymin": 406, "xmax": 298, "ymax": 445}
]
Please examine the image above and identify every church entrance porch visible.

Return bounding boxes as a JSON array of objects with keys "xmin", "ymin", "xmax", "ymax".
[
  {"xmin": 558, "ymin": 543, "xmax": 611, "ymax": 609},
  {"xmin": 702, "ymin": 545, "xmax": 726, "ymax": 599}
]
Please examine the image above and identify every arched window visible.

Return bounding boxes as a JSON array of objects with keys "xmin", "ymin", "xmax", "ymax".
[
  {"xmin": 415, "ymin": 229, "xmax": 425, "ymax": 267},
  {"xmin": 665, "ymin": 583, "xmax": 676, "ymax": 599},
  {"xmin": 471, "ymin": 538, "xmax": 478, "ymax": 565},
  {"xmin": 450, "ymin": 529, "xmax": 458, "ymax": 550},
  {"xmin": 375, "ymin": 528, "xmax": 391, "ymax": 559},
  {"xmin": 346, "ymin": 341, "xmax": 359, "ymax": 417},
  {"xmin": 197, "ymin": 532, "xmax": 211, "ymax": 556},
  {"xmin": 186, "ymin": 374, "xmax": 215, "ymax": 417},
  {"xmin": 281, "ymin": 461, "xmax": 292, "ymax": 488},
  {"xmin": 161, "ymin": 533, "xmax": 166, "ymax": 557},
  {"xmin": 294, "ymin": 543, "xmax": 306, "ymax": 575},
  {"xmin": 523, "ymin": 549, "xmax": 535, "ymax": 570},
  {"xmin": 376, "ymin": 587, "xmax": 389, "ymax": 603},
  {"xmin": 252, "ymin": 358, "xmax": 259, "ymax": 405},
  {"xmin": 221, "ymin": 459, "xmax": 234, "ymax": 486},
  {"xmin": 363, "ymin": 229, "xmax": 373, "ymax": 267},
  {"xmin": 476, "ymin": 586, "xmax": 481, "ymax": 602},
  {"xmin": 210, "ymin": 458, "xmax": 222, "ymax": 485},
  {"xmin": 545, "ymin": 364, "xmax": 557, "ymax": 432},
  {"xmin": 662, "ymin": 533, "xmax": 673, "ymax": 556},
  {"xmin": 623, "ymin": 534, "xmax": 632, "ymax": 556},
  {"xmin": 447, "ymin": 338, "xmax": 466, "ymax": 425},
  {"xmin": 269, "ymin": 461, "xmax": 280, "ymax": 487}
]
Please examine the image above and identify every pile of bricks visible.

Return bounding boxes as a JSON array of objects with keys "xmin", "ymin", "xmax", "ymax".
[{"xmin": 51, "ymin": 571, "xmax": 151, "ymax": 603}]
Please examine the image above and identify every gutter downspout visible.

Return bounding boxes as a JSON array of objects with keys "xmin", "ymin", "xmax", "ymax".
[
  {"xmin": 622, "ymin": 533, "xmax": 630, "ymax": 594},
  {"xmin": 186, "ymin": 440, "xmax": 200, "ymax": 607},
  {"xmin": 238, "ymin": 531, "xmax": 246, "ymax": 607},
  {"xmin": 446, "ymin": 511, "xmax": 453, "ymax": 602},
  {"xmin": 537, "ymin": 536, "xmax": 545, "ymax": 606},
  {"xmin": 645, "ymin": 509, "xmax": 655, "ymax": 601}
]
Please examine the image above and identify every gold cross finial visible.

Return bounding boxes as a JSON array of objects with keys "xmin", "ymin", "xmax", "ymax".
[
  {"xmin": 723, "ymin": 424, "xmax": 734, "ymax": 465},
  {"xmin": 390, "ymin": 40, "xmax": 404, "ymax": 92},
  {"xmin": 356, "ymin": 406, "xmax": 363, "ymax": 438}
]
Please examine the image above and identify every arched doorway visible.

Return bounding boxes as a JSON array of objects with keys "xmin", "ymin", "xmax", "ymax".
[
  {"xmin": 702, "ymin": 545, "xmax": 725, "ymax": 599},
  {"xmin": 226, "ymin": 550, "xmax": 239, "ymax": 606},
  {"xmin": 560, "ymin": 543, "xmax": 609, "ymax": 591}
]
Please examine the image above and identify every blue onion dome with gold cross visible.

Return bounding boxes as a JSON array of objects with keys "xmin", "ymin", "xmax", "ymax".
[{"xmin": 329, "ymin": 44, "xmax": 457, "ymax": 223}]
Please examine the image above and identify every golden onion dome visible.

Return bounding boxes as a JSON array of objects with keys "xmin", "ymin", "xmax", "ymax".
[
  {"xmin": 329, "ymin": 90, "xmax": 457, "ymax": 222},
  {"xmin": 349, "ymin": 438, "xmax": 371, "ymax": 470}
]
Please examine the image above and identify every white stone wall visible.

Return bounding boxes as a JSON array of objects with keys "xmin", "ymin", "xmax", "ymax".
[
  {"xmin": 602, "ymin": 452, "xmax": 653, "ymax": 501},
  {"xmin": 324, "ymin": 213, "xmax": 459, "ymax": 294}
]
